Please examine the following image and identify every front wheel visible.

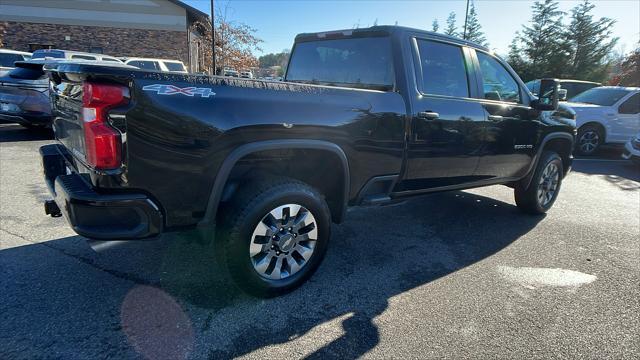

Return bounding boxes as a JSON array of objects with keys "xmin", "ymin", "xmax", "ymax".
[
  {"xmin": 217, "ymin": 177, "xmax": 331, "ymax": 297},
  {"xmin": 515, "ymin": 151, "xmax": 564, "ymax": 214},
  {"xmin": 576, "ymin": 125, "xmax": 602, "ymax": 156}
]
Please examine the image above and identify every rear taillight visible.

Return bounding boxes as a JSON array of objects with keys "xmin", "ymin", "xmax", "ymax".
[{"xmin": 82, "ymin": 82, "xmax": 128, "ymax": 169}]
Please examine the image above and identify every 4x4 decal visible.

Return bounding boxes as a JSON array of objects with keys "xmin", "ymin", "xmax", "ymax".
[{"xmin": 142, "ymin": 84, "xmax": 215, "ymax": 98}]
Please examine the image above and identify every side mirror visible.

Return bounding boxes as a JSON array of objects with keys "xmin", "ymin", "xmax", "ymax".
[{"xmin": 533, "ymin": 78, "xmax": 559, "ymax": 111}]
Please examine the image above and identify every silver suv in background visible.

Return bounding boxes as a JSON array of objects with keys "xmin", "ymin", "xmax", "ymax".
[
  {"xmin": 31, "ymin": 49, "xmax": 121, "ymax": 63},
  {"xmin": 123, "ymin": 58, "xmax": 188, "ymax": 73}
]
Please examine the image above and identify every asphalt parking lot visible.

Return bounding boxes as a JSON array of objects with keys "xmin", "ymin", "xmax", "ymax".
[{"xmin": 1, "ymin": 123, "xmax": 638, "ymax": 359}]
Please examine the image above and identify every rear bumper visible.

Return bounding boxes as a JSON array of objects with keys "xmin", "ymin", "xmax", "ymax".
[{"xmin": 40, "ymin": 144, "xmax": 163, "ymax": 240}]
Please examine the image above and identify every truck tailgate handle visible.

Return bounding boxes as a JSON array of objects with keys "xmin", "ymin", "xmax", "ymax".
[{"xmin": 418, "ymin": 111, "xmax": 439, "ymax": 120}]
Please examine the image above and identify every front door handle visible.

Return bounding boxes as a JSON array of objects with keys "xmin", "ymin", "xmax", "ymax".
[
  {"xmin": 488, "ymin": 115, "xmax": 504, "ymax": 122},
  {"xmin": 418, "ymin": 111, "xmax": 440, "ymax": 120}
]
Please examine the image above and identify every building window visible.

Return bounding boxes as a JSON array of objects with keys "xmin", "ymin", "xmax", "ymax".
[
  {"xmin": 90, "ymin": 47, "xmax": 104, "ymax": 54},
  {"xmin": 28, "ymin": 44, "xmax": 54, "ymax": 52}
]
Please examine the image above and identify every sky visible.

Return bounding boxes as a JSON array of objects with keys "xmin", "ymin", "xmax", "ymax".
[{"xmin": 184, "ymin": 0, "xmax": 640, "ymax": 57}]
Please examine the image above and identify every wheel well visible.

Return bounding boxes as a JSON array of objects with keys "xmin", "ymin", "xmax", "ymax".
[
  {"xmin": 220, "ymin": 148, "xmax": 347, "ymax": 223},
  {"xmin": 542, "ymin": 138, "xmax": 572, "ymax": 175},
  {"xmin": 579, "ymin": 122, "xmax": 606, "ymax": 139}
]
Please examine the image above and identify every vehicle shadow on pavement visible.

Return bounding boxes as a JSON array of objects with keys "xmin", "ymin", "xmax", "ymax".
[
  {"xmin": 0, "ymin": 190, "xmax": 544, "ymax": 359},
  {"xmin": 0, "ymin": 124, "xmax": 54, "ymax": 143},
  {"xmin": 572, "ymin": 160, "xmax": 640, "ymax": 191}
]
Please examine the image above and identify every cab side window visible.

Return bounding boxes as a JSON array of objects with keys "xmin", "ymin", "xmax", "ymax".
[
  {"xmin": 416, "ymin": 39, "xmax": 469, "ymax": 98},
  {"xmin": 127, "ymin": 60, "xmax": 159, "ymax": 70},
  {"xmin": 477, "ymin": 52, "xmax": 520, "ymax": 103},
  {"xmin": 619, "ymin": 93, "xmax": 640, "ymax": 114}
]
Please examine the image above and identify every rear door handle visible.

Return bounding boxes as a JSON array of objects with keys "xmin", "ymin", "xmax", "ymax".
[
  {"xmin": 488, "ymin": 115, "xmax": 503, "ymax": 122},
  {"xmin": 418, "ymin": 111, "xmax": 440, "ymax": 120}
]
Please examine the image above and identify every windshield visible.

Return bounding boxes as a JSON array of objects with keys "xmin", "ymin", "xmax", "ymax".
[
  {"xmin": 570, "ymin": 88, "xmax": 631, "ymax": 106},
  {"xmin": 286, "ymin": 37, "xmax": 394, "ymax": 91},
  {"xmin": 0, "ymin": 53, "xmax": 26, "ymax": 67},
  {"xmin": 31, "ymin": 50, "xmax": 65, "ymax": 59}
]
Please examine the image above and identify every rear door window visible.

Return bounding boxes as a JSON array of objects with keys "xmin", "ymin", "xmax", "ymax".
[
  {"xmin": 286, "ymin": 37, "xmax": 394, "ymax": 90},
  {"xmin": 619, "ymin": 93, "xmax": 640, "ymax": 114},
  {"xmin": 416, "ymin": 39, "xmax": 470, "ymax": 98}
]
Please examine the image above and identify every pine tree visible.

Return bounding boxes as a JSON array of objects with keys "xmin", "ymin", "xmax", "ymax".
[
  {"xmin": 464, "ymin": 1, "xmax": 488, "ymax": 46},
  {"xmin": 444, "ymin": 12, "xmax": 457, "ymax": 37},
  {"xmin": 432, "ymin": 19, "xmax": 439, "ymax": 33},
  {"xmin": 564, "ymin": 0, "xmax": 618, "ymax": 82},
  {"xmin": 507, "ymin": 32, "xmax": 531, "ymax": 80},
  {"xmin": 519, "ymin": 0, "xmax": 566, "ymax": 78}
]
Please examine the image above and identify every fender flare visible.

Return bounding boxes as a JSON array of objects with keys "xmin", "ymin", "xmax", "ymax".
[
  {"xmin": 522, "ymin": 132, "xmax": 574, "ymax": 189},
  {"xmin": 198, "ymin": 139, "xmax": 350, "ymax": 228}
]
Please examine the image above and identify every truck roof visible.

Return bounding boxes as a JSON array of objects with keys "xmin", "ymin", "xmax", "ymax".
[{"xmin": 294, "ymin": 25, "xmax": 491, "ymax": 52}]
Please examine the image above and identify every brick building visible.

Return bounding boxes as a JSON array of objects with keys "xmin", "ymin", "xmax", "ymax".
[{"xmin": 0, "ymin": 0, "xmax": 212, "ymax": 73}]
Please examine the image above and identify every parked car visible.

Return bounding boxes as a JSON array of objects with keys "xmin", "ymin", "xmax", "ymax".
[
  {"xmin": 223, "ymin": 68, "xmax": 240, "ymax": 77},
  {"xmin": 527, "ymin": 79, "xmax": 600, "ymax": 101},
  {"xmin": 122, "ymin": 57, "xmax": 188, "ymax": 73},
  {"xmin": 0, "ymin": 49, "xmax": 32, "ymax": 76},
  {"xmin": 0, "ymin": 58, "xmax": 130, "ymax": 130},
  {"xmin": 40, "ymin": 25, "xmax": 574, "ymax": 297},
  {"xmin": 566, "ymin": 86, "xmax": 640, "ymax": 155},
  {"xmin": 240, "ymin": 71, "xmax": 254, "ymax": 79},
  {"xmin": 31, "ymin": 49, "xmax": 121, "ymax": 63},
  {"xmin": 622, "ymin": 132, "xmax": 640, "ymax": 165},
  {"xmin": 0, "ymin": 60, "xmax": 51, "ymax": 129}
]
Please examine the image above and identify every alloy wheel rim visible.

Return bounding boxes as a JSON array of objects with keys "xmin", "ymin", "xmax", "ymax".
[
  {"xmin": 249, "ymin": 204, "xmax": 318, "ymax": 280},
  {"xmin": 579, "ymin": 131, "xmax": 599, "ymax": 153},
  {"xmin": 537, "ymin": 162, "xmax": 559, "ymax": 207}
]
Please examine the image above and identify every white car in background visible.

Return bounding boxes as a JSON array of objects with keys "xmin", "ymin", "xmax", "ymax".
[
  {"xmin": 123, "ymin": 57, "xmax": 188, "ymax": 73},
  {"xmin": 31, "ymin": 49, "xmax": 121, "ymax": 63},
  {"xmin": 622, "ymin": 132, "xmax": 640, "ymax": 165},
  {"xmin": 240, "ymin": 71, "xmax": 254, "ymax": 79},
  {"xmin": 566, "ymin": 86, "xmax": 640, "ymax": 155},
  {"xmin": 0, "ymin": 49, "xmax": 32, "ymax": 76}
]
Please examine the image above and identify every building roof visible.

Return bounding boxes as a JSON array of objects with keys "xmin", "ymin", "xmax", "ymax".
[{"xmin": 167, "ymin": 0, "xmax": 209, "ymax": 20}]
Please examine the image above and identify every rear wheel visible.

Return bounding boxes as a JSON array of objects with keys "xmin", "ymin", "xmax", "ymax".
[
  {"xmin": 576, "ymin": 125, "xmax": 602, "ymax": 156},
  {"xmin": 515, "ymin": 151, "xmax": 563, "ymax": 214},
  {"xmin": 217, "ymin": 177, "xmax": 331, "ymax": 297}
]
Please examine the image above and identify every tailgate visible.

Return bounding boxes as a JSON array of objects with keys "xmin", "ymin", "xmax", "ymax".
[
  {"xmin": 50, "ymin": 79, "xmax": 86, "ymax": 161},
  {"xmin": 47, "ymin": 62, "xmax": 133, "ymax": 171}
]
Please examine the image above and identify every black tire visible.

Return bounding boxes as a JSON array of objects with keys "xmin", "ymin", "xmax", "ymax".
[
  {"xmin": 515, "ymin": 151, "xmax": 564, "ymax": 214},
  {"xmin": 575, "ymin": 124, "xmax": 603, "ymax": 156},
  {"xmin": 216, "ymin": 177, "xmax": 331, "ymax": 297}
]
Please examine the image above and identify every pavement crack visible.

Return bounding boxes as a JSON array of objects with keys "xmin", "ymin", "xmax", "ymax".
[{"xmin": 0, "ymin": 227, "xmax": 156, "ymax": 286}]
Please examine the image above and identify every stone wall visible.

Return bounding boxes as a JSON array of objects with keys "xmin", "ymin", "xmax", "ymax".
[{"xmin": 2, "ymin": 21, "xmax": 189, "ymax": 65}]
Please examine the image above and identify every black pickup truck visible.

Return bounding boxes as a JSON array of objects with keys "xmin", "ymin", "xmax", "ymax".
[{"xmin": 41, "ymin": 26, "xmax": 575, "ymax": 296}]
